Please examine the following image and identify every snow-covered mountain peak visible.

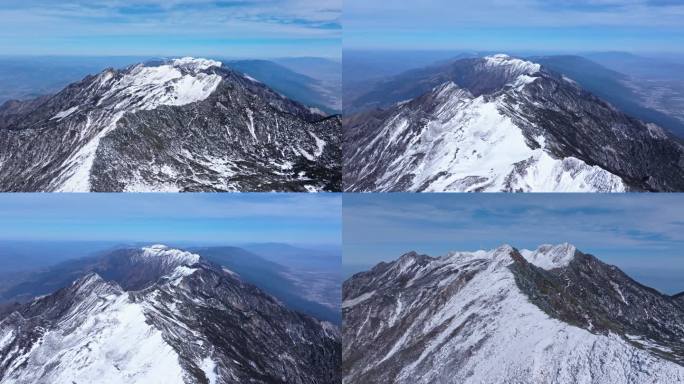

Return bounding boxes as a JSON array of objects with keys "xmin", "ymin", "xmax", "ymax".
[
  {"xmin": 0, "ymin": 246, "xmax": 341, "ymax": 383},
  {"xmin": 70, "ymin": 272, "xmax": 123, "ymax": 295},
  {"xmin": 47, "ymin": 58, "xmax": 224, "ymax": 192},
  {"xmin": 483, "ymin": 53, "xmax": 541, "ymax": 75},
  {"xmin": 343, "ymin": 245, "xmax": 684, "ymax": 383},
  {"xmin": 1, "ymin": 53, "xmax": 341, "ymax": 193},
  {"xmin": 444, "ymin": 244, "xmax": 515, "ymax": 268},
  {"xmin": 139, "ymin": 245, "xmax": 200, "ymax": 267},
  {"xmin": 444, "ymin": 243, "xmax": 575, "ymax": 270},
  {"xmin": 170, "ymin": 57, "xmax": 222, "ymax": 72},
  {"xmin": 392, "ymin": 251, "xmax": 426, "ymax": 275},
  {"xmin": 103, "ymin": 60, "xmax": 223, "ymax": 109},
  {"xmin": 433, "ymin": 81, "xmax": 474, "ymax": 101},
  {"xmin": 520, "ymin": 242, "xmax": 577, "ymax": 269},
  {"xmin": 344, "ymin": 55, "xmax": 634, "ymax": 192},
  {"xmin": 493, "ymin": 243, "xmax": 515, "ymax": 254}
]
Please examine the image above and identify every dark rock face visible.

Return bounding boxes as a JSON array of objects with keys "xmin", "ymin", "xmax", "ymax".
[
  {"xmin": 675, "ymin": 292, "xmax": 684, "ymax": 310},
  {"xmin": 501, "ymin": 73, "xmax": 684, "ymax": 191},
  {"xmin": 510, "ymin": 250, "xmax": 684, "ymax": 365},
  {"xmin": 342, "ymin": 245, "xmax": 684, "ymax": 384},
  {"xmin": 343, "ymin": 55, "xmax": 684, "ymax": 192},
  {"xmin": 134, "ymin": 265, "xmax": 341, "ymax": 384},
  {"xmin": 0, "ymin": 247, "xmax": 341, "ymax": 383},
  {"xmin": 0, "ymin": 58, "xmax": 341, "ymax": 192}
]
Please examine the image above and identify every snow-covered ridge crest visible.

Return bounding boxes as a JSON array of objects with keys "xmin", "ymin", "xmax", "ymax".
[
  {"xmin": 170, "ymin": 56, "xmax": 222, "ymax": 72},
  {"xmin": 520, "ymin": 242, "xmax": 577, "ymax": 270},
  {"xmin": 444, "ymin": 243, "xmax": 576, "ymax": 270},
  {"xmin": 138, "ymin": 244, "xmax": 201, "ymax": 267},
  {"xmin": 483, "ymin": 53, "xmax": 541, "ymax": 75},
  {"xmin": 52, "ymin": 57, "xmax": 224, "ymax": 192},
  {"xmin": 0, "ymin": 275, "xmax": 186, "ymax": 383},
  {"xmin": 343, "ymin": 244, "xmax": 684, "ymax": 383},
  {"xmin": 355, "ymin": 86, "xmax": 626, "ymax": 192}
]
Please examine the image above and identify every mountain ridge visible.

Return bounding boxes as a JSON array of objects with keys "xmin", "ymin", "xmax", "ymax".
[
  {"xmin": 0, "ymin": 57, "xmax": 341, "ymax": 192},
  {"xmin": 342, "ymin": 243, "xmax": 684, "ymax": 383},
  {"xmin": 344, "ymin": 54, "xmax": 684, "ymax": 192},
  {"xmin": 0, "ymin": 244, "xmax": 341, "ymax": 383},
  {"xmin": 0, "ymin": 244, "xmax": 338, "ymax": 324}
]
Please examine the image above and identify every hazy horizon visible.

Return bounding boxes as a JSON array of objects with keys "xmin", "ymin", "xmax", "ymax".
[
  {"xmin": 344, "ymin": 194, "xmax": 684, "ymax": 295},
  {"xmin": 0, "ymin": 194, "xmax": 342, "ymax": 245},
  {"xmin": 0, "ymin": 1, "xmax": 341, "ymax": 58}
]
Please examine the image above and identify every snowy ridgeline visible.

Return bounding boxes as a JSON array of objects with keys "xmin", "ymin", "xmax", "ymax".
[
  {"xmin": 0, "ymin": 57, "xmax": 341, "ymax": 192},
  {"xmin": 0, "ymin": 245, "xmax": 341, "ymax": 384},
  {"xmin": 344, "ymin": 54, "xmax": 684, "ymax": 192},
  {"xmin": 342, "ymin": 243, "xmax": 684, "ymax": 384}
]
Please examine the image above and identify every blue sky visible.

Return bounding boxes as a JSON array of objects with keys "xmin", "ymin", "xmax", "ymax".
[
  {"xmin": 344, "ymin": 194, "xmax": 684, "ymax": 294},
  {"xmin": 0, "ymin": 0, "xmax": 341, "ymax": 58},
  {"xmin": 0, "ymin": 193, "xmax": 341, "ymax": 246},
  {"xmin": 344, "ymin": 0, "xmax": 684, "ymax": 54}
]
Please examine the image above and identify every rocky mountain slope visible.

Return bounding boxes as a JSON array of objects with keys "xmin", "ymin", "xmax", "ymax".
[
  {"xmin": 0, "ymin": 244, "xmax": 340, "ymax": 324},
  {"xmin": 0, "ymin": 57, "xmax": 341, "ymax": 192},
  {"xmin": 342, "ymin": 243, "xmax": 684, "ymax": 383},
  {"xmin": 343, "ymin": 54, "xmax": 684, "ymax": 192},
  {"xmin": 0, "ymin": 245, "xmax": 341, "ymax": 383}
]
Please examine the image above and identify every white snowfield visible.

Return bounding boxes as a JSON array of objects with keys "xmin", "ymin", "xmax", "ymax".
[
  {"xmin": 0, "ymin": 274, "xmax": 186, "ymax": 384},
  {"xmin": 482, "ymin": 53, "xmax": 541, "ymax": 78},
  {"xmin": 348, "ymin": 54, "xmax": 627, "ymax": 192},
  {"xmin": 0, "ymin": 245, "xmax": 217, "ymax": 384},
  {"xmin": 138, "ymin": 244, "xmax": 201, "ymax": 268},
  {"xmin": 50, "ymin": 57, "xmax": 223, "ymax": 192},
  {"xmin": 345, "ymin": 244, "xmax": 684, "ymax": 384}
]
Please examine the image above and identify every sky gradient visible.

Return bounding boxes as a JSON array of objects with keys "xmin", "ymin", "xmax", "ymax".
[
  {"xmin": 344, "ymin": 194, "xmax": 684, "ymax": 295},
  {"xmin": 0, "ymin": 0, "xmax": 341, "ymax": 58},
  {"xmin": 344, "ymin": 0, "xmax": 684, "ymax": 54},
  {"xmin": 0, "ymin": 193, "xmax": 341, "ymax": 246}
]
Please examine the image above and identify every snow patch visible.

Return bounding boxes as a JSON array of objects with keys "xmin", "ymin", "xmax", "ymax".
[
  {"xmin": 243, "ymin": 73, "xmax": 261, "ymax": 83},
  {"xmin": 309, "ymin": 131, "xmax": 326, "ymax": 157},
  {"xmin": 342, "ymin": 291, "xmax": 376, "ymax": 309},
  {"xmin": 168, "ymin": 266, "xmax": 198, "ymax": 285},
  {"xmin": 520, "ymin": 243, "xmax": 577, "ymax": 270},
  {"xmin": 51, "ymin": 106, "xmax": 79, "ymax": 120},
  {"xmin": 200, "ymin": 356, "xmax": 218, "ymax": 384},
  {"xmin": 0, "ymin": 329, "xmax": 14, "ymax": 349},
  {"xmin": 245, "ymin": 108, "xmax": 257, "ymax": 141}
]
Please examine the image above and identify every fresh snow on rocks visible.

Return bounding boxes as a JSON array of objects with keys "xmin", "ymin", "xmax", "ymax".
[
  {"xmin": 53, "ymin": 58, "xmax": 223, "ymax": 192},
  {"xmin": 0, "ymin": 274, "xmax": 186, "ymax": 384},
  {"xmin": 0, "ymin": 57, "xmax": 341, "ymax": 192},
  {"xmin": 0, "ymin": 245, "xmax": 342, "ymax": 383},
  {"xmin": 342, "ymin": 244, "xmax": 684, "ymax": 384},
  {"xmin": 344, "ymin": 54, "xmax": 684, "ymax": 192}
]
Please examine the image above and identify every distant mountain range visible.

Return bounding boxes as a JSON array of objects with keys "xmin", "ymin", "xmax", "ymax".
[
  {"xmin": 344, "ymin": 51, "xmax": 684, "ymax": 138},
  {"xmin": 344, "ymin": 54, "xmax": 684, "ymax": 192},
  {"xmin": 0, "ymin": 243, "xmax": 340, "ymax": 324},
  {"xmin": 0, "ymin": 57, "xmax": 341, "ymax": 192},
  {"xmin": 0, "ymin": 244, "xmax": 341, "ymax": 383},
  {"xmin": 531, "ymin": 55, "xmax": 684, "ymax": 138},
  {"xmin": 0, "ymin": 56, "xmax": 341, "ymax": 114},
  {"xmin": 343, "ymin": 243, "xmax": 684, "ymax": 383}
]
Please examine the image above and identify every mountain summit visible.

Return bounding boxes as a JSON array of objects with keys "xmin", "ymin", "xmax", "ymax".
[
  {"xmin": 0, "ymin": 245, "xmax": 341, "ymax": 383},
  {"xmin": 0, "ymin": 57, "xmax": 341, "ymax": 192},
  {"xmin": 344, "ymin": 54, "xmax": 684, "ymax": 192},
  {"xmin": 342, "ymin": 244, "xmax": 684, "ymax": 383}
]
